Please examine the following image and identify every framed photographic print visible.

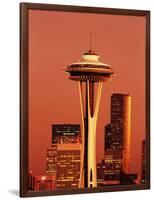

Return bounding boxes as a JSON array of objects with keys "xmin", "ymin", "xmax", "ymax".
[{"xmin": 20, "ymin": 2, "xmax": 150, "ymax": 197}]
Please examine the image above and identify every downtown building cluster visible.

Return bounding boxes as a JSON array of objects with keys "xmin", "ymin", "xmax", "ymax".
[
  {"xmin": 29, "ymin": 93, "xmax": 146, "ymax": 191},
  {"xmin": 97, "ymin": 93, "xmax": 138, "ymax": 186},
  {"xmin": 29, "ymin": 125, "xmax": 81, "ymax": 191}
]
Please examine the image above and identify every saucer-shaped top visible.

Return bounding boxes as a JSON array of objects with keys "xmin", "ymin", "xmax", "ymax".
[{"xmin": 65, "ymin": 49, "xmax": 115, "ymax": 81}]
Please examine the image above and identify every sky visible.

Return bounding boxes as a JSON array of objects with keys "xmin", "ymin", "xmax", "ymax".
[{"xmin": 28, "ymin": 9, "xmax": 146, "ymax": 181}]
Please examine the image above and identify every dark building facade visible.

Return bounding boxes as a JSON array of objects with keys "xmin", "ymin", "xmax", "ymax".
[
  {"xmin": 97, "ymin": 93, "xmax": 133, "ymax": 186},
  {"xmin": 97, "ymin": 160, "xmax": 138, "ymax": 186},
  {"xmin": 119, "ymin": 172, "xmax": 137, "ymax": 185},
  {"xmin": 104, "ymin": 93, "xmax": 131, "ymax": 173},
  {"xmin": 104, "ymin": 124, "xmax": 112, "ymax": 150},
  {"xmin": 97, "ymin": 160, "xmax": 120, "ymax": 186},
  {"xmin": 52, "ymin": 124, "xmax": 81, "ymax": 144}
]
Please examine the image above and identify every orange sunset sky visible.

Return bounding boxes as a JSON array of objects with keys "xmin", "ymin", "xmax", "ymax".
[{"xmin": 28, "ymin": 9, "xmax": 146, "ymax": 181}]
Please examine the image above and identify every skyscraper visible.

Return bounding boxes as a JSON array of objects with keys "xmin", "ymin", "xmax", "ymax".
[
  {"xmin": 110, "ymin": 93, "xmax": 131, "ymax": 173},
  {"xmin": 65, "ymin": 42, "xmax": 115, "ymax": 188},
  {"xmin": 46, "ymin": 124, "xmax": 81, "ymax": 189},
  {"xmin": 98, "ymin": 93, "xmax": 132, "ymax": 186},
  {"xmin": 97, "ymin": 93, "xmax": 135, "ymax": 186}
]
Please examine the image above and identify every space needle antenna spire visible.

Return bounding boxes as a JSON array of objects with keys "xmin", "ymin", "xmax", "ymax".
[{"xmin": 90, "ymin": 32, "xmax": 92, "ymax": 51}]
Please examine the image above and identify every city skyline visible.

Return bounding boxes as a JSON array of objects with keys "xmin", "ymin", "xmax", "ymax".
[
  {"xmin": 28, "ymin": 95, "xmax": 145, "ymax": 190},
  {"xmin": 28, "ymin": 10, "xmax": 146, "ymax": 183}
]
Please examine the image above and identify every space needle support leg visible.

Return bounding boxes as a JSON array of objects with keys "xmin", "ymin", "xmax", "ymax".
[
  {"xmin": 94, "ymin": 81, "xmax": 103, "ymax": 123},
  {"xmin": 87, "ymin": 81, "xmax": 103, "ymax": 188},
  {"xmin": 78, "ymin": 81, "xmax": 85, "ymax": 188}
]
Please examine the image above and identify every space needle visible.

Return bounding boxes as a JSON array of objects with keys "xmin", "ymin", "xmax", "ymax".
[{"xmin": 65, "ymin": 36, "xmax": 115, "ymax": 188}]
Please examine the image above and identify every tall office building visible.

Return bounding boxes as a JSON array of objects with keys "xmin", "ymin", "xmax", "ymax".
[
  {"xmin": 99, "ymin": 93, "xmax": 132, "ymax": 186},
  {"xmin": 97, "ymin": 93, "xmax": 134, "ymax": 186},
  {"xmin": 141, "ymin": 140, "xmax": 146, "ymax": 184},
  {"xmin": 110, "ymin": 93, "xmax": 131, "ymax": 173},
  {"xmin": 104, "ymin": 122, "xmax": 123, "ymax": 174},
  {"xmin": 46, "ymin": 124, "xmax": 81, "ymax": 189}
]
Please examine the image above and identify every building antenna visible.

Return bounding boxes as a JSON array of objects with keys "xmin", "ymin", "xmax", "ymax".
[{"xmin": 90, "ymin": 32, "xmax": 92, "ymax": 51}]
